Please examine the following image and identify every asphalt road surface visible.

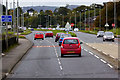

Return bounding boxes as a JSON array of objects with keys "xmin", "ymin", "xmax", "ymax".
[
  {"xmin": 7, "ymin": 31, "xmax": 118, "ymax": 79},
  {"xmin": 74, "ymin": 31, "xmax": 118, "ymax": 44}
]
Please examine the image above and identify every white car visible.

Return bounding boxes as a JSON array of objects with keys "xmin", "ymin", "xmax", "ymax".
[
  {"xmin": 97, "ymin": 31, "xmax": 104, "ymax": 38},
  {"xmin": 103, "ymin": 32, "xmax": 114, "ymax": 42},
  {"xmin": 74, "ymin": 28, "xmax": 79, "ymax": 32},
  {"xmin": 52, "ymin": 28, "xmax": 56, "ymax": 30}
]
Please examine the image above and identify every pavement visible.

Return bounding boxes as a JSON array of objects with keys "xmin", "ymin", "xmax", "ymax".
[{"xmin": 1, "ymin": 38, "xmax": 33, "ymax": 80}]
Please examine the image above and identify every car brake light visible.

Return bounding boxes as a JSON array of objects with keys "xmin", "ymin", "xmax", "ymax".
[{"xmin": 60, "ymin": 39, "xmax": 62, "ymax": 41}]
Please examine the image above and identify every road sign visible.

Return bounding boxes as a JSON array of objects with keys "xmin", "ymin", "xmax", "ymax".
[
  {"xmin": 112, "ymin": 24, "xmax": 115, "ymax": 27},
  {"xmin": 71, "ymin": 23, "xmax": 74, "ymax": 27},
  {"xmin": 105, "ymin": 23, "xmax": 109, "ymax": 27},
  {"xmin": 1, "ymin": 15, "xmax": 12, "ymax": 22}
]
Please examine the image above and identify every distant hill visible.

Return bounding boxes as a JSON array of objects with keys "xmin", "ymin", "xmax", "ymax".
[{"xmin": 22, "ymin": 5, "xmax": 79, "ymax": 12}]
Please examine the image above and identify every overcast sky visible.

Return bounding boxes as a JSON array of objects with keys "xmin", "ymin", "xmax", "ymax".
[{"xmin": 2, "ymin": 0, "xmax": 111, "ymax": 8}]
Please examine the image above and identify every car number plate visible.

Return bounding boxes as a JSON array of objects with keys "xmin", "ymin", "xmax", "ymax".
[{"xmin": 67, "ymin": 51, "xmax": 75, "ymax": 53}]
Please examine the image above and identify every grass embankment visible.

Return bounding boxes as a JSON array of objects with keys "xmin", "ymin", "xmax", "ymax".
[{"xmin": 34, "ymin": 29, "xmax": 77, "ymax": 37}]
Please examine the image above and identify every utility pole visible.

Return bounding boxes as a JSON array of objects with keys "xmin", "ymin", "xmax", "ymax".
[
  {"xmin": 13, "ymin": 0, "xmax": 15, "ymax": 35},
  {"xmin": 75, "ymin": 12, "xmax": 77, "ymax": 28},
  {"xmin": 114, "ymin": 0, "xmax": 117, "ymax": 32},
  {"xmin": 6, "ymin": 0, "xmax": 8, "ymax": 50},
  {"xmin": 17, "ymin": 0, "xmax": 19, "ymax": 43},
  {"xmin": 88, "ymin": 9, "xmax": 90, "ymax": 31},
  {"xmin": 94, "ymin": 5, "xmax": 96, "ymax": 31},
  {"xmin": 99, "ymin": 6, "xmax": 101, "ymax": 30},
  {"xmin": 10, "ymin": 2, "xmax": 12, "ymax": 32},
  {"xmin": 80, "ymin": 11, "xmax": 81, "ymax": 30}
]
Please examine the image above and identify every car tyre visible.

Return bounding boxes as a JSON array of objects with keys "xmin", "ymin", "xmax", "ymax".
[
  {"xmin": 112, "ymin": 40, "xmax": 114, "ymax": 42},
  {"xmin": 59, "ymin": 44, "xmax": 61, "ymax": 46},
  {"xmin": 42, "ymin": 38, "xmax": 44, "ymax": 40},
  {"xmin": 61, "ymin": 54, "xmax": 64, "ymax": 57},
  {"xmin": 34, "ymin": 38, "xmax": 36, "ymax": 40},
  {"xmin": 103, "ymin": 39, "xmax": 105, "ymax": 42},
  {"xmin": 79, "ymin": 54, "xmax": 81, "ymax": 57}
]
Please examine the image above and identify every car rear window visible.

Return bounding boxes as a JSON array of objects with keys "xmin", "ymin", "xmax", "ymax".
[
  {"xmin": 61, "ymin": 34, "xmax": 71, "ymax": 38},
  {"xmin": 36, "ymin": 33, "xmax": 43, "ymax": 34},
  {"xmin": 63, "ymin": 39, "xmax": 78, "ymax": 44}
]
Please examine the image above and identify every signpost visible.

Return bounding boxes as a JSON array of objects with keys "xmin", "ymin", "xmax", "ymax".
[
  {"xmin": 105, "ymin": 23, "xmax": 109, "ymax": 31},
  {"xmin": 1, "ymin": 15, "xmax": 12, "ymax": 22}
]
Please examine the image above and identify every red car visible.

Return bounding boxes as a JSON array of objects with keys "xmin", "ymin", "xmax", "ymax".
[
  {"xmin": 55, "ymin": 33, "xmax": 64, "ymax": 42},
  {"xmin": 34, "ymin": 32, "xmax": 44, "ymax": 40},
  {"xmin": 45, "ymin": 31, "xmax": 53, "ymax": 38},
  {"xmin": 61, "ymin": 37, "xmax": 83, "ymax": 57}
]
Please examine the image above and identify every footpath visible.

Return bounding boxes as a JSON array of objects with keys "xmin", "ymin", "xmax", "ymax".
[{"xmin": 1, "ymin": 39, "xmax": 33, "ymax": 80}]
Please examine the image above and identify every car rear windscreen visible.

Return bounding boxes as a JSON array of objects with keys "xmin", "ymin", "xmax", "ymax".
[
  {"xmin": 36, "ymin": 33, "xmax": 43, "ymax": 34},
  {"xmin": 63, "ymin": 39, "xmax": 78, "ymax": 44}
]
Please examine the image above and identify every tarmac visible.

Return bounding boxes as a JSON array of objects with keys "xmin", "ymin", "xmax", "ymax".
[{"xmin": 1, "ymin": 39, "xmax": 33, "ymax": 80}]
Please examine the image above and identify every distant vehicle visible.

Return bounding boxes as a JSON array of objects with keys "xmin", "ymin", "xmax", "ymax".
[
  {"xmin": 103, "ymin": 32, "xmax": 114, "ymax": 42},
  {"xmin": 64, "ymin": 28, "xmax": 69, "ymax": 31},
  {"xmin": 97, "ymin": 31, "xmax": 104, "ymax": 38},
  {"xmin": 34, "ymin": 32, "xmax": 44, "ymax": 40},
  {"xmin": 74, "ymin": 28, "xmax": 79, "ymax": 32},
  {"xmin": 48, "ymin": 28, "xmax": 52, "ymax": 30},
  {"xmin": 45, "ymin": 31, "xmax": 53, "ymax": 38},
  {"xmin": 55, "ymin": 33, "xmax": 64, "ymax": 42},
  {"xmin": 52, "ymin": 28, "xmax": 56, "ymax": 30},
  {"xmin": 61, "ymin": 37, "xmax": 83, "ymax": 57},
  {"xmin": 59, "ymin": 34, "xmax": 71, "ymax": 46},
  {"xmin": 37, "ymin": 27, "xmax": 40, "ymax": 29}
]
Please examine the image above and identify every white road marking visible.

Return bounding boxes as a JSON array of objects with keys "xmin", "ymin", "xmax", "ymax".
[
  {"xmin": 100, "ymin": 59, "xmax": 107, "ymax": 64},
  {"xmin": 89, "ymin": 52, "xmax": 94, "ymax": 55},
  {"xmin": 6, "ymin": 73, "xmax": 9, "ymax": 76},
  {"xmin": 84, "ymin": 49, "xmax": 88, "ymax": 52},
  {"xmin": 58, "ymin": 61, "xmax": 61, "ymax": 65},
  {"xmin": 102, "ymin": 52, "xmax": 108, "ymax": 55},
  {"xmin": 60, "ymin": 66, "xmax": 63, "ymax": 70},
  {"xmin": 109, "ymin": 55, "xmax": 115, "ymax": 59},
  {"xmin": 107, "ymin": 64, "xmax": 113, "ymax": 68},
  {"xmin": 94, "ymin": 55, "xmax": 100, "ymax": 59}
]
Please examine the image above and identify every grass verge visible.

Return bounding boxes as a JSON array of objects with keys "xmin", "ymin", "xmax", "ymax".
[{"xmin": 34, "ymin": 29, "xmax": 77, "ymax": 37}]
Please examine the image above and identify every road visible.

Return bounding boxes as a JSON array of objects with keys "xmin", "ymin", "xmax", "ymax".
[
  {"xmin": 74, "ymin": 31, "xmax": 118, "ymax": 44},
  {"xmin": 7, "ymin": 31, "xmax": 118, "ymax": 79}
]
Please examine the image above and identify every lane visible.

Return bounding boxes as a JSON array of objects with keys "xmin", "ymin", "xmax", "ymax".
[
  {"xmin": 7, "ymin": 31, "xmax": 62, "ymax": 78},
  {"xmin": 45, "ymin": 36, "xmax": 118, "ymax": 78},
  {"xmin": 7, "ymin": 31, "xmax": 118, "ymax": 78},
  {"xmin": 74, "ymin": 31, "xmax": 118, "ymax": 44}
]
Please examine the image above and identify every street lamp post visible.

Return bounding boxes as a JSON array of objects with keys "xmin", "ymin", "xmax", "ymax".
[
  {"xmin": 105, "ymin": 2, "xmax": 109, "ymax": 31},
  {"xmin": 88, "ymin": 9, "xmax": 91, "ymax": 31},
  {"xmin": 80, "ymin": 11, "xmax": 81, "ymax": 30},
  {"xmin": 13, "ymin": 0, "xmax": 16, "ymax": 35},
  {"xmin": 6, "ymin": 0, "xmax": 8, "ymax": 49},
  {"xmin": 114, "ymin": 0, "xmax": 117, "ymax": 32},
  {"xmin": 85, "ymin": 9, "xmax": 87, "ymax": 30},
  {"xmin": 17, "ymin": 0, "xmax": 19, "ymax": 43},
  {"xmin": 99, "ymin": 6, "xmax": 101, "ymax": 30}
]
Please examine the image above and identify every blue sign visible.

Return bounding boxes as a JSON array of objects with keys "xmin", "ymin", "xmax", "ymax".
[{"xmin": 1, "ymin": 15, "xmax": 12, "ymax": 22}]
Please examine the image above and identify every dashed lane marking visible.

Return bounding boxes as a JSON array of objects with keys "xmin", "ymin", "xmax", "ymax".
[
  {"xmin": 100, "ymin": 59, "xmax": 107, "ymax": 64},
  {"xmin": 94, "ymin": 55, "xmax": 100, "ymax": 59},
  {"xmin": 33, "ymin": 45, "xmax": 59, "ymax": 48},
  {"xmin": 107, "ymin": 64, "xmax": 113, "ymax": 68}
]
